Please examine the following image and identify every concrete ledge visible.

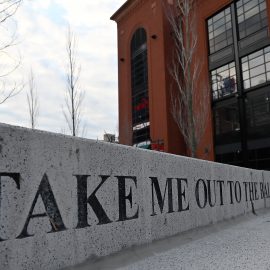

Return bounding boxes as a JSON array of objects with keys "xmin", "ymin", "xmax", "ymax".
[{"xmin": 0, "ymin": 123, "xmax": 269, "ymax": 270}]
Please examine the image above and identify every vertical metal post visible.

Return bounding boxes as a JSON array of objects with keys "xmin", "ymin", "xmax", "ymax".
[{"xmin": 231, "ymin": 2, "xmax": 248, "ymax": 167}]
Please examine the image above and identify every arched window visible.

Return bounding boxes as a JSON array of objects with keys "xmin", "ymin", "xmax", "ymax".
[{"xmin": 131, "ymin": 28, "xmax": 150, "ymax": 148}]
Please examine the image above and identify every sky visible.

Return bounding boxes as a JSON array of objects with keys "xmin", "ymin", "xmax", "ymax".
[{"xmin": 0, "ymin": 0, "xmax": 126, "ymax": 139}]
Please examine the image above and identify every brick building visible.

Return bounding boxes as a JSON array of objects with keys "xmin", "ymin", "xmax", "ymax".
[{"xmin": 111, "ymin": 0, "xmax": 270, "ymax": 170}]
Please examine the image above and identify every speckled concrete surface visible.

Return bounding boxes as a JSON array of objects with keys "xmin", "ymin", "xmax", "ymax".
[
  {"xmin": 0, "ymin": 123, "xmax": 270, "ymax": 270},
  {"xmin": 66, "ymin": 209, "xmax": 270, "ymax": 270}
]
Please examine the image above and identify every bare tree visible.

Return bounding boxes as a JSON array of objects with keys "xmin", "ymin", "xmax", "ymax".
[
  {"xmin": 0, "ymin": 0, "xmax": 23, "ymax": 104},
  {"xmin": 103, "ymin": 131, "xmax": 116, "ymax": 143},
  {"xmin": 166, "ymin": 0, "xmax": 210, "ymax": 157},
  {"xmin": 27, "ymin": 69, "xmax": 39, "ymax": 129},
  {"xmin": 0, "ymin": 0, "xmax": 22, "ymax": 23},
  {"xmin": 63, "ymin": 26, "xmax": 85, "ymax": 137}
]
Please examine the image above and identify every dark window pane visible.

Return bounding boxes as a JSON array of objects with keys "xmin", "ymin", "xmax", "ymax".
[
  {"xmin": 213, "ymin": 10, "xmax": 225, "ymax": 22},
  {"xmin": 211, "ymin": 62, "xmax": 237, "ymax": 100},
  {"xmin": 238, "ymin": 21, "xmax": 245, "ymax": 31},
  {"xmin": 241, "ymin": 46, "xmax": 270, "ymax": 89},
  {"xmin": 213, "ymin": 25, "xmax": 226, "ymax": 36},
  {"xmin": 239, "ymin": 30, "xmax": 246, "ymax": 39},
  {"xmin": 237, "ymin": 0, "xmax": 268, "ymax": 39},
  {"xmin": 210, "ymin": 46, "xmax": 215, "ymax": 54},
  {"xmin": 261, "ymin": 9, "xmax": 267, "ymax": 19},
  {"xmin": 237, "ymin": 0, "xmax": 243, "ymax": 8},
  {"xmin": 262, "ymin": 17, "xmax": 268, "ymax": 27},
  {"xmin": 207, "ymin": 7, "xmax": 232, "ymax": 54},
  {"xmin": 260, "ymin": 1, "xmax": 267, "ymax": 10},
  {"xmin": 244, "ymin": 0, "xmax": 258, "ymax": 11},
  {"xmin": 246, "ymin": 89, "xmax": 270, "ymax": 140},
  {"xmin": 214, "ymin": 17, "xmax": 225, "ymax": 29},
  {"xmin": 215, "ymin": 40, "xmax": 228, "ymax": 51},
  {"xmin": 214, "ymin": 101, "xmax": 241, "ymax": 144},
  {"xmin": 209, "ymin": 39, "xmax": 214, "ymax": 47},
  {"xmin": 131, "ymin": 28, "xmax": 150, "ymax": 146},
  {"xmin": 214, "ymin": 31, "xmax": 227, "ymax": 44},
  {"xmin": 227, "ymin": 36, "xmax": 233, "ymax": 44},
  {"xmin": 246, "ymin": 18, "xmax": 262, "ymax": 36},
  {"xmin": 245, "ymin": 6, "xmax": 259, "ymax": 19},
  {"xmin": 133, "ymin": 125, "xmax": 150, "ymax": 145}
]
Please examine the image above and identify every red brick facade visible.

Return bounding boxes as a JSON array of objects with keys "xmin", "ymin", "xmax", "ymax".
[{"xmin": 111, "ymin": 0, "xmax": 270, "ymax": 165}]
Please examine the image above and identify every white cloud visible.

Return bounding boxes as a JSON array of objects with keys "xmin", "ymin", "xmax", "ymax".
[{"xmin": 0, "ymin": 0, "xmax": 126, "ymax": 139}]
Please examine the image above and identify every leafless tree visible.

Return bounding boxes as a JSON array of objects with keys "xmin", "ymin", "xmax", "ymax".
[
  {"xmin": 0, "ymin": 0, "xmax": 22, "ymax": 23},
  {"xmin": 0, "ymin": 0, "xmax": 23, "ymax": 104},
  {"xmin": 166, "ymin": 0, "xmax": 210, "ymax": 157},
  {"xmin": 63, "ymin": 26, "xmax": 85, "ymax": 137},
  {"xmin": 103, "ymin": 131, "xmax": 116, "ymax": 143},
  {"xmin": 27, "ymin": 69, "xmax": 39, "ymax": 129}
]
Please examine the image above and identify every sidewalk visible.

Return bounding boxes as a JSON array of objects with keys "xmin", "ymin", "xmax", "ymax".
[{"xmin": 64, "ymin": 209, "xmax": 270, "ymax": 270}]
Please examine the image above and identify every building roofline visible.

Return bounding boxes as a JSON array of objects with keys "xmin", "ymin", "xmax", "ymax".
[{"xmin": 110, "ymin": 0, "xmax": 136, "ymax": 22}]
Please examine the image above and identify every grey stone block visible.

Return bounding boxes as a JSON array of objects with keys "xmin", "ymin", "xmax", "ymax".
[{"xmin": 0, "ymin": 123, "xmax": 269, "ymax": 270}]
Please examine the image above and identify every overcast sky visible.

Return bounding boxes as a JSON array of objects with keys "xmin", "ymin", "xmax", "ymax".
[{"xmin": 0, "ymin": 0, "xmax": 126, "ymax": 139}]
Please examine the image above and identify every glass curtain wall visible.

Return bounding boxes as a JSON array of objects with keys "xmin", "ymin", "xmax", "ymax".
[{"xmin": 207, "ymin": 0, "xmax": 270, "ymax": 170}]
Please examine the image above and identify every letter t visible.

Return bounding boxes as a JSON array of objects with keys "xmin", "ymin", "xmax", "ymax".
[{"xmin": 0, "ymin": 173, "xmax": 20, "ymax": 241}]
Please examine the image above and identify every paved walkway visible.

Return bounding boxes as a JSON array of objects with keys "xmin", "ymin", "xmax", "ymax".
[{"xmin": 65, "ymin": 209, "xmax": 270, "ymax": 270}]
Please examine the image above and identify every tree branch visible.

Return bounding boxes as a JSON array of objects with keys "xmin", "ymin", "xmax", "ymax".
[
  {"xmin": 63, "ymin": 25, "xmax": 85, "ymax": 137},
  {"xmin": 165, "ymin": 0, "xmax": 210, "ymax": 157}
]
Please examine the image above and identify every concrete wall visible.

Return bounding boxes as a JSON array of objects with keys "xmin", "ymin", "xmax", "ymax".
[{"xmin": 0, "ymin": 123, "xmax": 269, "ymax": 270}]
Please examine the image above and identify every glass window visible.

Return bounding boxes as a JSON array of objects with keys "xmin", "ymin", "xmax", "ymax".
[
  {"xmin": 214, "ymin": 101, "xmax": 241, "ymax": 144},
  {"xmin": 208, "ymin": 1, "xmax": 270, "ymax": 169},
  {"xmin": 132, "ymin": 125, "xmax": 151, "ymax": 147},
  {"xmin": 250, "ymin": 65, "xmax": 265, "ymax": 77},
  {"xmin": 211, "ymin": 62, "xmax": 237, "ymax": 100},
  {"xmin": 241, "ymin": 46, "xmax": 270, "ymax": 89},
  {"xmin": 250, "ymin": 74, "xmax": 266, "ymax": 87},
  {"xmin": 131, "ymin": 28, "xmax": 150, "ymax": 146},
  {"xmin": 237, "ymin": 0, "xmax": 268, "ymax": 39},
  {"xmin": 246, "ymin": 89, "xmax": 270, "ymax": 139},
  {"xmin": 207, "ymin": 7, "xmax": 233, "ymax": 54},
  {"xmin": 265, "ymin": 52, "xmax": 270, "ymax": 61},
  {"xmin": 215, "ymin": 106, "xmax": 240, "ymax": 135}
]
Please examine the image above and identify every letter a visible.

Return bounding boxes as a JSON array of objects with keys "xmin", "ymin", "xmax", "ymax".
[{"xmin": 17, "ymin": 174, "xmax": 66, "ymax": 239}]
